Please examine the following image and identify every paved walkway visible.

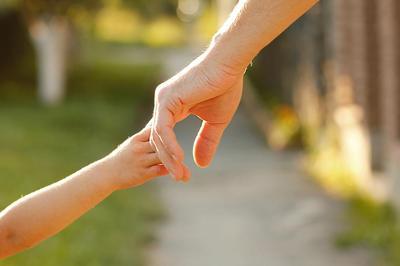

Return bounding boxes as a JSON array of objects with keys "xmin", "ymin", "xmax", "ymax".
[{"xmin": 149, "ymin": 111, "xmax": 373, "ymax": 266}]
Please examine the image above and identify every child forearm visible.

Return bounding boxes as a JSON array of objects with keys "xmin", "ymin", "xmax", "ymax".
[
  {"xmin": 0, "ymin": 159, "xmax": 116, "ymax": 259},
  {"xmin": 0, "ymin": 127, "xmax": 166, "ymax": 260}
]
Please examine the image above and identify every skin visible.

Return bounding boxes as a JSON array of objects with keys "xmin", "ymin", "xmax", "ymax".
[
  {"xmin": 0, "ymin": 0, "xmax": 318, "ymax": 258},
  {"xmin": 0, "ymin": 126, "xmax": 168, "ymax": 260},
  {"xmin": 151, "ymin": 0, "xmax": 319, "ymax": 181}
]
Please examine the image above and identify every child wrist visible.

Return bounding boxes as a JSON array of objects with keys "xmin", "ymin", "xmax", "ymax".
[{"xmin": 92, "ymin": 158, "xmax": 120, "ymax": 193}]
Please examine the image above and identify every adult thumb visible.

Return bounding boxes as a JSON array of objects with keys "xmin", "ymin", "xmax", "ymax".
[{"xmin": 193, "ymin": 121, "xmax": 227, "ymax": 168}]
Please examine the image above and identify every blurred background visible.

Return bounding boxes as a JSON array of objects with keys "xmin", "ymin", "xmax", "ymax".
[{"xmin": 0, "ymin": 0, "xmax": 399, "ymax": 265}]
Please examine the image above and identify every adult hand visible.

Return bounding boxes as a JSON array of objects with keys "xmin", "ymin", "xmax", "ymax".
[
  {"xmin": 151, "ymin": 0, "xmax": 317, "ymax": 182},
  {"xmin": 151, "ymin": 52, "xmax": 244, "ymax": 181}
]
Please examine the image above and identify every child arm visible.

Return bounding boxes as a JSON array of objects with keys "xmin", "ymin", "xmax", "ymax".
[{"xmin": 0, "ymin": 127, "xmax": 167, "ymax": 259}]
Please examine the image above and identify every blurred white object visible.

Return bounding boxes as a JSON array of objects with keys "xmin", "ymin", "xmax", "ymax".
[{"xmin": 29, "ymin": 18, "xmax": 69, "ymax": 106}]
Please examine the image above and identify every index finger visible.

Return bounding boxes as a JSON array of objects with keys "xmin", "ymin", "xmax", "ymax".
[
  {"xmin": 154, "ymin": 106, "xmax": 185, "ymax": 163},
  {"xmin": 151, "ymin": 107, "xmax": 189, "ymax": 180}
]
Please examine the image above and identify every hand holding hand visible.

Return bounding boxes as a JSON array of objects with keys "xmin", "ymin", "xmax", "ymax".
[
  {"xmin": 104, "ymin": 126, "xmax": 169, "ymax": 190},
  {"xmin": 151, "ymin": 52, "xmax": 244, "ymax": 181}
]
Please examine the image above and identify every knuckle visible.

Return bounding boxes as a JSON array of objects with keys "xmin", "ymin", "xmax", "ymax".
[
  {"xmin": 130, "ymin": 133, "xmax": 140, "ymax": 142},
  {"xmin": 130, "ymin": 142, "xmax": 141, "ymax": 153},
  {"xmin": 155, "ymin": 84, "xmax": 169, "ymax": 101},
  {"xmin": 155, "ymin": 125, "xmax": 164, "ymax": 135}
]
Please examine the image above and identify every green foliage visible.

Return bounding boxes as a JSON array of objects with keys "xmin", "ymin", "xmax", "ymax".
[
  {"xmin": 18, "ymin": 0, "xmax": 178, "ymax": 20},
  {"xmin": 305, "ymin": 145, "xmax": 361, "ymax": 198},
  {"xmin": 0, "ymin": 0, "xmax": 18, "ymax": 10},
  {"xmin": 68, "ymin": 60, "xmax": 160, "ymax": 101},
  {"xmin": 0, "ymin": 9, "xmax": 35, "ymax": 84},
  {"xmin": 337, "ymin": 198, "xmax": 400, "ymax": 266},
  {"xmin": 267, "ymin": 105, "xmax": 301, "ymax": 150},
  {"xmin": 0, "ymin": 62, "xmax": 164, "ymax": 266},
  {"xmin": 119, "ymin": 0, "xmax": 178, "ymax": 19},
  {"xmin": 20, "ymin": 0, "xmax": 101, "ymax": 19}
]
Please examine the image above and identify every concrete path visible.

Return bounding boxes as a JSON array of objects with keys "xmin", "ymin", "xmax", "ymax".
[{"xmin": 149, "ymin": 111, "xmax": 373, "ymax": 266}]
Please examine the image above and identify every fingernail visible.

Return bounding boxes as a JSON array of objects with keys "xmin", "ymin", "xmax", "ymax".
[{"xmin": 172, "ymin": 154, "xmax": 179, "ymax": 162}]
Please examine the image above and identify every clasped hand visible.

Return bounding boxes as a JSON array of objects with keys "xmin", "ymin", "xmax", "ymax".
[{"xmin": 150, "ymin": 51, "xmax": 244, "ymax": 181}]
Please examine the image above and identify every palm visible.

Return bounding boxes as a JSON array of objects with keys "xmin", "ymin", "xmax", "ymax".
[
  {"xmin": 190, "ymin": 80, "xmax": 243, "ymax": 125},
  {"xmin": 187, "ymin": 79, "xmax": 243, "ymax": 167}
]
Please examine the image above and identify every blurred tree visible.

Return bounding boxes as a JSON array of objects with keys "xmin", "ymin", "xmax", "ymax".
[
  {"xmin": 0, "ymin": 8, "xmax": 35, "ymax": 84},
  {"xmin": 17, "ymin": 0, "xmax": 100, "ymax": 105},
  {"xmin": 121, "ymin": 0, "xmax": 178, "ymax": 19},
  {"xmin": 15, "ymin": 0, "xmax": 180, "ymax": 105}
]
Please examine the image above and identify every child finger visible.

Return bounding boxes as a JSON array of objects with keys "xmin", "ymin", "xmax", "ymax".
[
  {"xmin": 144, "ymin": 153, "xmax": 162, "ymax": 166},
  {"xmin": 138, "ymin": 142, "xmax": 154, "ymax": 153},
  {"xmin": 146, "ymin": 164, "xmax": 169, "ymax": 178},
  {"xmin": 135, "ymin": 127, "xmax": 151, "ymax": 142}
]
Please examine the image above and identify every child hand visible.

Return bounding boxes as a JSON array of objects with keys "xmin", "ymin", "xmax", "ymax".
[{"xmin": 104, "ymin": 126, "xmax": 169, "ymax": 190}]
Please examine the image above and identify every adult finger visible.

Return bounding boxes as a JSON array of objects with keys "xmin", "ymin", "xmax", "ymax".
[
  {"xmin": 155, "ymin": 125, "xmax": 191, "ymax": 181},
  {"xmin": 193, "ymin": 121, "xmax": 227, "ymax": 168},
  {"xmin": 154, "ymin": 107, "xmax": 185, "ymax": 162},
  {"xmin": 181, "ymin": 164, "xmax": 191, "ymax": 182},
  {"xmin": 152, "ymin": 103, "xmax": 189, "ymax": 180},
  {"xmin": 151, "ymin": 127, "xmax": 184, "ymax": 180}
]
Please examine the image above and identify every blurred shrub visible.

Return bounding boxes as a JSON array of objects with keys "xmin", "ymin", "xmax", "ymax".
[
  {"xmin": 118, "ymin": 0, "xmax": 178, "ymax": 19},
  {"xmin": 68, "ymin": 60, "xmax": 161, "ymax": 102},
  {"xmin": 95, "ymin": 7, "xmax": 142, "ymax": 43},
  {"xmin": 141, "ymin": 16, "xmax": 185, "ymax": 47},
  {"xmin": 0, "ymin": 62, "xmax": 163, "ymax": 266},
  {"xmin": 337, "ymin": 198, "xmax": 400, "ymax": 266},
  {"xmin": 267, "ymin": 105, "xmax": 301, "ymax": 150},
  {"xmin": 194, "ymin": 4, "xmax": 218, "ymax": 42},
  {"xmin": 20, "ymin": 0, "xmax": 100, "ymax": 19},
  {"xmin": 93, "ymin": 2, "xmax": 185, "ymax": 46},
  {"xmin": 305, "ymin": 139, "xmax": 360, "ymax": 198},
  {"xmin": 0, "ymin": 9, "xmax": 35, "ymax": 85}
]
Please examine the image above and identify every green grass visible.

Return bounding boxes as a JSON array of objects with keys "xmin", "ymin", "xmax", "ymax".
[
  {"xmin": 337, "ymin": 198, "xmax": 400, "ymax": 266},
  {"xmin": 0, "ymin": 61, "xmax": 164, "ymax": 266}
]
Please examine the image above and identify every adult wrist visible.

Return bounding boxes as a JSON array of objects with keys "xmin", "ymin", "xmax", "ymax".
[
  {"xmin": 200, "ymin": 53, "xmax": 238, "ymax": 82},
  {"xmin": 204, "ymin": 33, "xmax": 250, "ymax": 76}
]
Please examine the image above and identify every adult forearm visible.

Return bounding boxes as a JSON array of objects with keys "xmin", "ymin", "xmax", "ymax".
[
  {"xmin": 0, "ymin": 159, "xmax": 115, "ymax": 259},
  {"xmin": 207, "ymin": 0, "xmax": 318, "ymax": 72}
]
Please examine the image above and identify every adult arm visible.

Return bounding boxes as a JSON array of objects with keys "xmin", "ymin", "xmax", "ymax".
[{"xmin": 152, "ymin": 0, "xmax": 318, "ymax": 181}]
